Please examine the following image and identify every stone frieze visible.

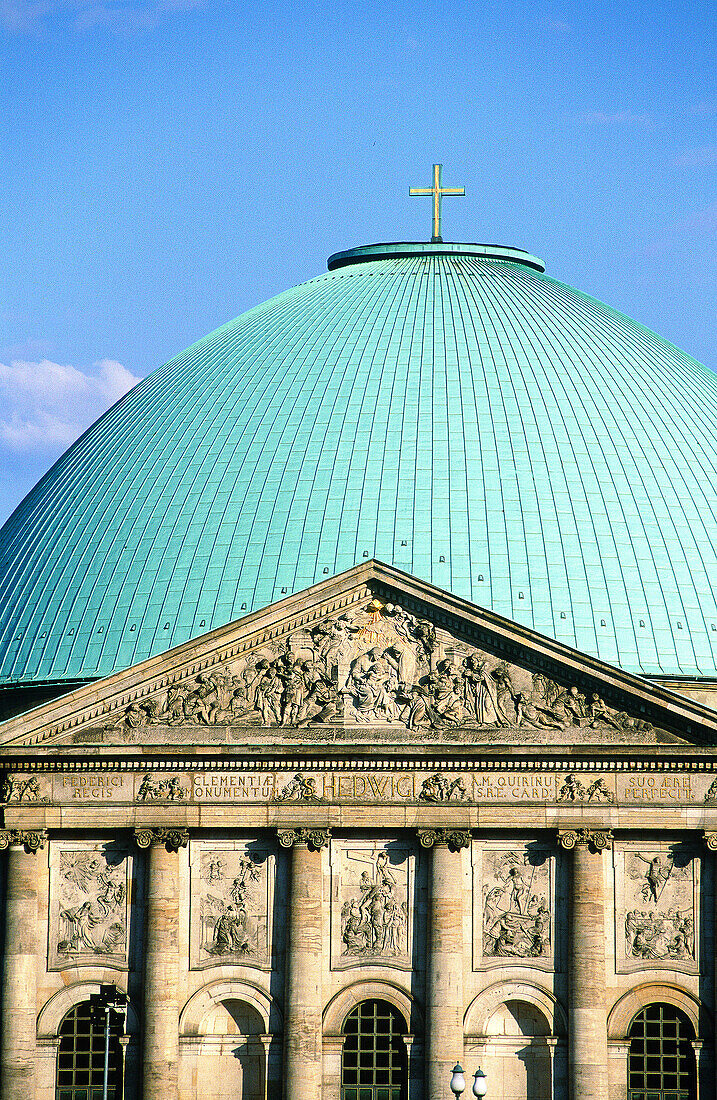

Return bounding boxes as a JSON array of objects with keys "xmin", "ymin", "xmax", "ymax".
[{"xmin": 24, "ymin": 766, "xmax": 717, "ymax": 806}]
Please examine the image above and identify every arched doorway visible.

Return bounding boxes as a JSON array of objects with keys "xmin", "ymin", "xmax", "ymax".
[
  {"xmin": 341, "ymin": 999, "xmax": 408, "ymax": 1100},
  {"xmin": 628, "ymin": 1003, "xmax": 696, "ymax": 1100},
  {"xmin": 56, "ymin": 1001, "xmax": 123, "ymax": 1100},
  {"xmin": 194, "ymin": 999, "xmax": 266, "ymax": 1100},
  {"xmin": 482, "ymin": 1000, "xmax": 554, "ymax": 1100}
]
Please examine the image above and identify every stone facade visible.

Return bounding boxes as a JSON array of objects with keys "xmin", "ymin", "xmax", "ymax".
[{"xmin": 0, "ymin": 563, "xmax": 716, "ymax": 1100}]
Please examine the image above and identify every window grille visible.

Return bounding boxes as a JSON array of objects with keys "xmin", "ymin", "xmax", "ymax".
[
  {"xmin": 56, "ymin": 1001, "xmax": 123, "ymax": 1100},
  {"xmin": 341, "ymin": 999, "xmax": 408, "ymax": 1100},
  {"xmin": 628, "ymin": 1003, "xmax": 696, "ymax": 1100}
]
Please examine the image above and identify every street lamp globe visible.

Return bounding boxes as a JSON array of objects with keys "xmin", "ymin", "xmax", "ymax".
[
  {"xmin": 472, "ymin": 1068, "xmax": 487, "ymax": 1097},
  {"xmin": 450, "ymin": 1064, "xmax": 466, "ymax": 1096}
]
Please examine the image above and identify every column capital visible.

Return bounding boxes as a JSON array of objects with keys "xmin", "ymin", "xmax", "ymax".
[
  {"xmin": 558, "ymin": 827, "xmax": 613, "ymax": 852},
  {"xmin": 703, "ymin": 831, "xmax": 717, "ymax": 851},
  {"xmin": 277, "ymin": 827, "xmax": 330, "ymax": 850},
  {"xmin": 0, "ymin": 829, "xmax": 47, "ymax": 853},
  {"xmin": 417, "ymin": 827, "xmax": 471, "ymax": 851},
  {"xmin": 133, "ymin": 827, "xmax": 188, "ymax": 852}
]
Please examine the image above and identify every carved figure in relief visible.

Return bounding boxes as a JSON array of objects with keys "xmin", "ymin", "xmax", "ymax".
[
  {"xmin": 56, "ymin": 850, "xmax": 127, "ymax": 958},
  {"xmin": 1, "ymin": 775, "xmax": 48, "ymax": 803},
  {"xmin": 272, "ymin": 772, "xmax": 319, "ymax": 802},
  {"xmin": 635, "ymin": 853, "xmax": 672, "ymax": 904},
  {"xmin": 198, "ymin": 851, "xmax": 263, "ymax": 960},
  {"xmin": 622, "ymin": 851, "xmax": 694, "ymax": 963},
  {"xmin": 137, "ymin": 773, "xmax": 187, "ymax": 801},
  {"xmin": 340, "ymin": 850, "xmax": 408, "ymax": 959},
  {"xmin": 557, "ymin": 773, "xmax": 586, "ymax": 802},
  {"xmin": 586, "ymin": 777, "xmax": 615, "ymax": 803},
  {"xmin": 107, "ymin": 600, "xmax": 656, "ymax": 736},
  {"xmin": 704, "ymin": 778, "xmax": 717, "ymax": 804},
  {"xmin": 482, "ymin": 849, "xmax": 551, "ymax": 960},
  {"xmin": 418, "ymin": 773, "xmax": 468, "ymax": 802}
]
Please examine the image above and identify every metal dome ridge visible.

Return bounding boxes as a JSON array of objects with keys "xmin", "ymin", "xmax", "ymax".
[{"xmin": 327, "ymin": 241, "xmax": 546, "ymax": 272}]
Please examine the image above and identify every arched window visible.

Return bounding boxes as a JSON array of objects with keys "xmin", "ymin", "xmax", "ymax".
[
  {"xmin": 341, "ymin": 999, "xmax": 408, "ymax": 1100},
  {"xmin": 56, "ymin": 1001, "xmax": 123, "ymax": 1100},
  {"xmin": 628, "ymin": 1003, "xmax": 696, "ymax": 1100}
]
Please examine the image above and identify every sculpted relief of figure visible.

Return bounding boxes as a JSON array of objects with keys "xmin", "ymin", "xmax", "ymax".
[
  {"xmin": 194, "ymin": 848, "xmax": 269, "ymax": 965},
  {"xmin": 482, "ymin": 848, "xmax": 552, "ymax": 962},
  {"xmin": 339, "ymin": 848, "xmax": 409, "ymax": 963},
  {"xmin": 137, "ymin": 773, "xmax": 187, "ymax": 801},
  {"xmin": 620, "ymin": 848, "xmax": 695, "ymax": 967},
  {"xmin": 418, "ymin": 773, "xmax": 468, "ymax": 802},
  {"xmin": 1, "ymin": 774, "xmax": 49, "ymax": 803},
  {"xmin": 108, "ymin": 598, "xmax": 656, "ymax": 736},
  {"xmin": 52, "ymin": 847, "xmax": 129, "ymax": 966}
]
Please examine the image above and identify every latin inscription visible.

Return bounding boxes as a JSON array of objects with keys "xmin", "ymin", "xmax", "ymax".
[
  {"xmin": 36, "ymin": 769, "xmax": 713, "ymax": 805},
  {"xmin": 619, "ymin": 776, "xmax": 694, "ymax": 802}
]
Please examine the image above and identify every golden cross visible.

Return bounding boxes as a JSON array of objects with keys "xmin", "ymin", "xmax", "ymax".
[{"xmin": 409, "ymin": 163, "xmax": 465, "ymax": 242}]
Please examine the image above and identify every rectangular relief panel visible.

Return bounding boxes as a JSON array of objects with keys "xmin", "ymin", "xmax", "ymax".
[
  {"xmin": 189, "ymin": 840, "xmax": 274, "ymax": 970},
  {"xmin": 331, "ymin": 840, "xmax": 413, "ymax": 971},
  {"xmin": 49, "ymin": 840, "xmax": 132, "ymax": 970},
  {"xmin": 473, "ymin": 840, "xmax": 555, "ymax": 971},
  {"xmin": 614, "ymin": 841, "xmax": 698, "ymax": 974}
]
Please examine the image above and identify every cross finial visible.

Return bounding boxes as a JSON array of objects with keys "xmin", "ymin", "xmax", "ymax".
[{"xmin": 409, "ymin": 163, "xmax": 465, "ymax": 242}]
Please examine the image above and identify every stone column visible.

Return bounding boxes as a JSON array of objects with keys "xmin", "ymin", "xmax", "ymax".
[
  {"xmin": 419, "ymin": 828, "xmax": 471, "ymax": 1100},
  {"xmin": 559, "ymin": 828, "xmax": 613, "ymax": 1100},
  {"xmin": 134, "ymin": 827, "xmax": 188, "ymax": 1100},
  {"xmin": 0, "ymin": 829, "xmax": 47, "ymax": 1100},
  {"xmin": 279, "ymin": 827, "xmax": 330, "ymax": 1100}
]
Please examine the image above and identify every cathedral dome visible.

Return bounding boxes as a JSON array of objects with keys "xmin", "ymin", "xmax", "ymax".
[{"xmin": 2, "ymin": 239, "xmax": 717, "ymax": 694}]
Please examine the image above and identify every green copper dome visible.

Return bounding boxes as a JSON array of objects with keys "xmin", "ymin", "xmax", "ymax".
[{"xmin": 2, "ymin": 240, "xmax": 717, "ymax": 694}]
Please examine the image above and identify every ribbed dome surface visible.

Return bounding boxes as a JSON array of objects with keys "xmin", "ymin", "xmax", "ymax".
[{"xmin": 2, "ymin": 241, "xmax": 717, "ymax": 687}]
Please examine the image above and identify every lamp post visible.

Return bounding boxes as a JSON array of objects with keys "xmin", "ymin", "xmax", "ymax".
[
  {"xmin": 450, "ymin": 1064, "xmax": 487, "ymax": 1098},
  {"xmin": 89, "ymin": 985, "xmax": 128, "ymax": 1100}
]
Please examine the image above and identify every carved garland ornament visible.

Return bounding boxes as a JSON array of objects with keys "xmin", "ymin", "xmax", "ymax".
[
  {"xmin": 277, "ymin": 827, "xmax": 331, "ymax": 850},
  {"xmin": 0, "ymin": 829, "xmax": 48, "ymax": 852},
  {"xmin": 558, "ymin": 828, "xmax": 613, "ymax": 852},
  {"xmin": 133, "ymin": 828, "xmax": 189, "ymax": 852}
]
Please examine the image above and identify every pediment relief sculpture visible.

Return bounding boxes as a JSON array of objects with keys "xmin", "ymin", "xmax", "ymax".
[{"xmin": 106, "ymin": 598, "xmax": 656, "ymax": 737}]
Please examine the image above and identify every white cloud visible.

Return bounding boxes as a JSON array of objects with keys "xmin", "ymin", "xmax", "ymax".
[
  {"xmin": 1, "ymin": 0, "xmax": 204, "ymax": 32},
  {"xmin": 0, "ymin": 358, "xmax": 141, "ymax": 451}
]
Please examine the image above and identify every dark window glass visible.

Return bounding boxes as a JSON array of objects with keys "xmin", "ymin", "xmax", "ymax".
[
  {"xmin": 341, "ymin": 1000, "xmax": 408, "ymax": 1100},
  {"xmin": 56, "ymin": 1002, "xmax": 123, "ymax": 1100},
  {"xmin": 628, "ymin": 1004, "xmax": 695, "ymax": 1100}
]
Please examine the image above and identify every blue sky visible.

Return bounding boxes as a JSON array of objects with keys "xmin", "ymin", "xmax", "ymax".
[{"xmin": 2, "ymin": 0, "xmax": 715, "ymax": 524}]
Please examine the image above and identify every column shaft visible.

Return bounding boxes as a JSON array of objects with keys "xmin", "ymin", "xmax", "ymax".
[
  {"xmin": 427, "ymin": 842, "xmax": 464, "ymax": 1100},
  {"xmin": 284, "ymin": 841, "xmax": 324, "ymax": 1100},
  {"xmin": 142, "ymin": 840, "xmax": 180, "ymax": 1100},
  {"xmin": 0, "ymin": 844, "xmax": 39, "ymax": 1100},
  {"xmin": 569, "ymin": 842, "xmax": 608, "ymax": 1100}
]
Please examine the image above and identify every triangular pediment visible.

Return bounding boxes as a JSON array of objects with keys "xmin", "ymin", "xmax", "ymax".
[{"xmin": 1, "ymin": 561, "xmax": 716, "ymax": 753}]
